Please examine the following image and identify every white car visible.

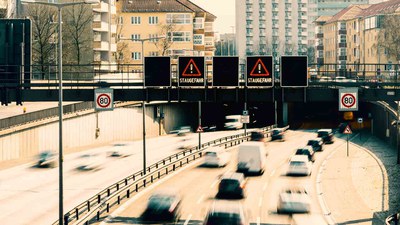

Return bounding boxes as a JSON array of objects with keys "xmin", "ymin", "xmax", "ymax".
[
  {"xmin": 277, "ymin": 187, "xmax": 311, "ymax": 214},
  {"xmin": 287, "ymin": 155, "xmax": 312, "ymax": 176},
  {"xmin": 203, "ymin": 147, "xmax": 231, "ymax": 167}
]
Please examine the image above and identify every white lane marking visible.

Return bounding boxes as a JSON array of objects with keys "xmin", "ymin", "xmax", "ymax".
[
  {"xmin": 258, "ymin": 198, "xmax": 262, "ymax": 207},
  {"xmin": 270, "ymin": 169, "xmax": 276, "ymax": 177},
  {"xmin": 184, "ymin": 214, "xmax": 192, "ymax": 225},
  {"xmin": 99, "ymin": 160, "xmax": 201, "ymax": 225},
  {"xmin": 263, "ymin": 183, "xmax": 268, "ymax": 191},
  {"xmin": 210, "ymin": 179, "xmax": 219, "ymax": 188},
  {"xmin": 257, "ymin": 216, "xmax": 261, "ymax": 225},
  {"xmin": 197, "ymin": 194, "xmax": 204, "ymax": 204}
]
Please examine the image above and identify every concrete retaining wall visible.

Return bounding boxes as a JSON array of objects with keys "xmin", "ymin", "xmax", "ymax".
[{"xmin": 0, "ymin": 103, "xmax": 197, "ymax": 162}]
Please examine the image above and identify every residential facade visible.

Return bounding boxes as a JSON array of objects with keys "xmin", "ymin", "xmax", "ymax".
[
  {"xmin": 236, "ymin": 0, "xmax": 371, "ymax": 63},
  {"xmin": 318, "ymin": 0, "xmax": 400, "ymax": 78},
  {"xmin": 93, "ymin": 0, "xmax": 117, "ymax": 71},
  {"xmin": 116, "ymin": 0, "xmax": 216, "ymax": 65}
]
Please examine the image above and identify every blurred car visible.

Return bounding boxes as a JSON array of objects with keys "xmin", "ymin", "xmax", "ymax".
[
  {"xmin": 203, "ymin": 125, "xmax": 217, "ymax": 132},
  {"xmin": 177, "ymin": 137, "xmax": 196, "ymax": 150},
  {"xmin": 108, "ymin": 143, "xmax": 130, "ymax": 157},
  {"xmin": 177, "ymin": 126, "xmax": 192, "ymax": 136},
  {"xmin": 277, "ymin": 187, "xmax": 311, "ymax": 214},
  {"xmin": 319, "ymin": 76, "xmax": 332, "ymax": 82},
  {"xmin": 250, "ymin": 130, "xmax": 266, "ymax": 142},
  {"xmin": 295, "ymin": 146, "xmax": 315, "ymax": 162},
  {"xmin": 287, "ymin": 155, "xmax": 312, "ymax": 176},
  {"xmin": 37, "ymin": 151, "xmax": 57, "ymax": 168},
  {"xmin": 203, "ymin": 146, "xmax": 231, "ymax": 167},
  {"xmin": 317, "ymin": 129, "xmax": 334, "ymax": 144},
  {"xmin": 217, "ymin": 172, "xmax": 247, "ymax": 199},
  {"xmin": 77, "ymin": 153, "xmax": 104, "ymax": 171},
  {"xmin": 291, "ymin": 214, "xmax": 328, "ymax": 225},
  {"xmin": 306, "ymin": 138, "xmax": 323, "ymax": 152},
  {"xmin": 271, "ymin": 128, "xmax": 285, "ymax": 141},
  {"xmin": 141, "ymin": 189, "xmax": 182, "ymax": 222},
  {"xmin": 203, "ymin": 201, "xmax": 248, "ymax": 225}
]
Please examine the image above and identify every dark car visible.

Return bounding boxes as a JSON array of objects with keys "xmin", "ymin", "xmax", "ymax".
[
  {"xmin": 203, "ymin": 201, "xmax": 248, "ymax": 225},
  {"xmin": 37, "ymin": 151, "xmax": 57, "ymax": 168},
  {"xmin": 271, "ymin": 128, "xmax": 285, "ymax": 141},
  {"xmin": 306, "ymin": 138, "xmax": 323, "ymax": 152},
  {"xmin": 295, "ymin": 146, "xmax": 315, "ymax": 162},
  {"xmin": 250, "ymin": 130, "xmax": 265, "ymax": 142},
  {"xmin": 317, "ymin": 129, "xmax": 334, "ymax": 144},
  {"xmin": 141, "ymin": 189, "xmax": 182, "ymax": 222},
  {"xmin": 217, "ymin": 172, "xmax": 247, "ymax": 199},
  {"xmin": 203, "ymin": 125, "xmax": 217, "ymax": 132}
]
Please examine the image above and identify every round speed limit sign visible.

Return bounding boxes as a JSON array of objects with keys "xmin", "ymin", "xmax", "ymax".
[
  {"xmin": 341, "ymin": 94, "xmax": 356, "ymax": 108},
  {"xmin": 339, "ymin": 88, "xmax": 358, "ymax": 111},
  {"xmin": 95, "ymin": 88, "xmax": 114, "ymax": 111}
]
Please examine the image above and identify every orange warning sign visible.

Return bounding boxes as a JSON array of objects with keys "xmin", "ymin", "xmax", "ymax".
[
  {"xmin": 182, "ymin": 59, "xmax": 202, "ymax": 77},
  {"xmin": 250, "ymin": 58, "xmax": 270, "ymax": 77}
]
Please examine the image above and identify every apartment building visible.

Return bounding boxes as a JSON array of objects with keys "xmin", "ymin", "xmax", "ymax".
[
  {"xmin": 116, "ymin": 0, "xmax": 216, "ymax": 65},
  {"xmin": 319, "ymin": 0, "xmax": 400, "ymax": 77},
  {"xmin": 236, "ymin": 0, "xmax": 373, "ymax": 63},
  {"xmin": 93, "ymin": 0, "xmax": 117, "ymax": 71}
]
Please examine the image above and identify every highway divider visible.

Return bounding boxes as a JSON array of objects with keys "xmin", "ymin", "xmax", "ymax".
[{"xmin": 52, "ymin": 125, "xmax": 276, "ymax": 225}]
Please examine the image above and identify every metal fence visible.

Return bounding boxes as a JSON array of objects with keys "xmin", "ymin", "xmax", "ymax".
[
  {"xmin": 51, "ymin": 125, "xmax": 276, "ymax": 225},
  {"xmin": 0, "ymin": 102, "xmax": 95, "ymax": 131}
]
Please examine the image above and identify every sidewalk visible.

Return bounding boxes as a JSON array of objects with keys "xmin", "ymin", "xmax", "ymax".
[{"xmin": 321, "ymin": 131, "xmax": 400, "ymax": 225}]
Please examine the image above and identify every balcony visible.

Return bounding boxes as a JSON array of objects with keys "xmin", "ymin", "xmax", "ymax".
[
  {"xmin": 246, "ymin": 7, "xmax": 253, "ymax": 12},
  {"xmin": 111, "ymin": 24, "xmax": 116, "ymax": 34},
  {"xmin": 246, "ymin": 24, "xmax": 253, "ymax": 28},
  {"xmin": 260, "ymin": 24, "xmax": 266, "ymax": 29},
  {"xmin": 246, "ymin": 15, "xmax": 253, "ymax": 21},
  {"xmin": 259, "ymin": 16, "xmax": 266, "ymax": 21},
  {"xmin": 93, "ymin": 21, "xmax": 109, "ymax": 32},
  {"xmin": 316, "ymin": 45, "xmax": 324, "ymax": 50},
  {"xmin": 247, "ymin": 32, "xmax": 253, "ymax": 37},
  {"xmin": 259, "ymin": 32, "xmax": 266, "ymax": 37},
  {"xmin": 246, "ymin": 40, "xmax": 254, "ymax": 45},
  {"xmin": 93, "ymin": 41, "xmax": 109, "ymax": 51},
  {"xmin": 338, "ymin": 42, "xmax": 347, "ymax": 48},
  {"xmin": 339, "ymin": 29, "xmax": 347, "ymax": 35},
  {"xmin": 339, "ymin": 56, "xmax": 347, "ymax": 61},
  {"xmin": 316, "ymin": 33, "xmax": 323, "ymax": 38},
  {"xmin": 93, "ymin": 1, "xmax": 108, "ymax": 13}
]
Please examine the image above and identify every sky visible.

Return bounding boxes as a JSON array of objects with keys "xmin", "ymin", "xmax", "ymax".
[{"xmin": 190, "ymin": 0, "xmax": 236, "ymax": 35}]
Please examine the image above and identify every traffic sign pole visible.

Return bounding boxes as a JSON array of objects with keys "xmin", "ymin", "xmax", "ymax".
[
  {"xmin": 198, "ymin": 101, "xmax": 202, "ymax": 150},
  {"xmin": 347, "ymin": 133, "xmax": 349, "ymax": 157}
]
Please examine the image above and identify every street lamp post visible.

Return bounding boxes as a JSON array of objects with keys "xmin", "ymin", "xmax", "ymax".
[
  {"xmin": 21, "ymin": 0, "xmax": 99, "ymax": 224},
  {"xmin": 122, "ymin": 36, "xmax": 165, "ymax": 175}
]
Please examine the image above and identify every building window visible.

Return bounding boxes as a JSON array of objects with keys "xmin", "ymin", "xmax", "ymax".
[
  {"xmin": 193, "ymin": 34, "xmax": 204, "ymax": 45},
  {"xmin": 168, "ymin": 31, "xmax": 191, "ymax": 42},
  {"xmin": 132, "ymin": 52, "xmax": 141, "ymax": 60},
  {"xmin": 194, "ymin": 17, "xmax": 204, "ymax": 29},
  {"xmin": 118, "ymin": 16, "xmax": 123, "ymax": 24},
  {"xmin": 205, "ymin": 22, "xmax": 213, "ymax": 32},
  {"xmin": 205, "ymin": 37, "xmax": 214, "ymax": 47},
  {"xmin": 131, "ymin": 16, "xmax": 141, "ymax": 24},
  {"xmin": 166, "ymin": 14, "xmax": 191, "ymax": 24},
  {"xmin": 149, "ymin": 51, "xmax": 159, "ymax": 56},
  {"xmin": 148, "ymin": 34, "xmax": 159, "ymax": 42},
  {"xmin": 148, "ymin": 16, "xmax": 158, "ymax": 25},
  {"xmin": 131, "ymin": 34, "xmax": 141, "ymax": 42}
]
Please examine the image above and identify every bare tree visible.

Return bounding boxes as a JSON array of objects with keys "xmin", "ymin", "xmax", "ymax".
[
  {"xmin": 115, "ymin": 17, "xmax": 130, "ymax": 70},
  {"xmin": 377, "ymin": 15, "xmax": 400, "ymax": 62},
  {"xmin": 307, "ymin": 45, "xmax": 315, "ymax": 63},
  {"xmin": 154, "ymin": 23, "xmax": 175, "ymax": 56},
  {"xmin": 24, "ymin": 5, "xmax": 57, "ymax": 79},
  {"xmin": 63, "ymin": 2, "xmax": 93, "ymax": 65}
]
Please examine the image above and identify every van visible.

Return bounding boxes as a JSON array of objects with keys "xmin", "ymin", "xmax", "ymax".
[
  {"xmin": 237, "ymin": 141, "xmax": 267, "ymax": 175},
  {"xmin": 224, "ymin": 115, "xmax": 243, "ymax": 130}
]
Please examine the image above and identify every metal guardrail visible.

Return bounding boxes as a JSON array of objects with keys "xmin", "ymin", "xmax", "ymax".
[
  {"xmin": 386, "ymin": 213, "xmax": 400, "ymax": 225},
  {"xmin": 52, "ymin": 125, "xmax": 276, "ymax": 225},
  {"xmin": 0, "ymin": 102, "xmax": 95, "ymax": 131}
]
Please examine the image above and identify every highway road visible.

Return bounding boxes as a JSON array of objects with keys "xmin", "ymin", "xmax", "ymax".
[
  {"xmin": 0, "ymin": 130, "xmax": 246, "ymax": 225},
  {"xmin": 98, "ymin": 130, "xmax": 351, "ymax": 225}
]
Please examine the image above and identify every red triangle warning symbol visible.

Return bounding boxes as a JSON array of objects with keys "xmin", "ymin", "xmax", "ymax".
[
  {"xmin": 250, "ymin": 58, "xmax": 270, "ymax": 77},
  {"xmin": 182, "ymin": 59, "xmax": 202, "ymax": 77},
  {"xmin": 343, "ymin": 125, "xmax": 352, "ymax": 134},
  {"xmin": 196, "ymin": 125, "xmax": 203, "ymax": 132}
]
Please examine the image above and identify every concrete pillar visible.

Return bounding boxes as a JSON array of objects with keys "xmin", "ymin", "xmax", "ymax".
[{"xmin": 277, "ymin": 101, "xmax": 289, "ymax": 127}]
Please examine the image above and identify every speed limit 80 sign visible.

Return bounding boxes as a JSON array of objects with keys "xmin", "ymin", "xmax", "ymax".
[
  {"xmin": 339, "ymin": 88, "xmax": 358, "ymax": 111},
  {"xmin": 95, "ymin": 88, "xmax": 114, "ymax": 111}
]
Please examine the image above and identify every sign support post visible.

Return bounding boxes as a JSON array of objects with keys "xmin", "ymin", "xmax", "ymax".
[
  {"xmin": 347, "ymin": 133, "xmax": 349, "ymax": 157},
  {"xmin": 343, "ymin": 125, "xmax": 352, "ymax": 157},
  {"xmin": 198, "ymin": 101, "xmax": 202, "ymax": 150}
]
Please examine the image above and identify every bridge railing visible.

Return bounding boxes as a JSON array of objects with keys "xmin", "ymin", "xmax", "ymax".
[{"xmin": 51, "ymin": 125, "xmax": 276, "ymax": 225}]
